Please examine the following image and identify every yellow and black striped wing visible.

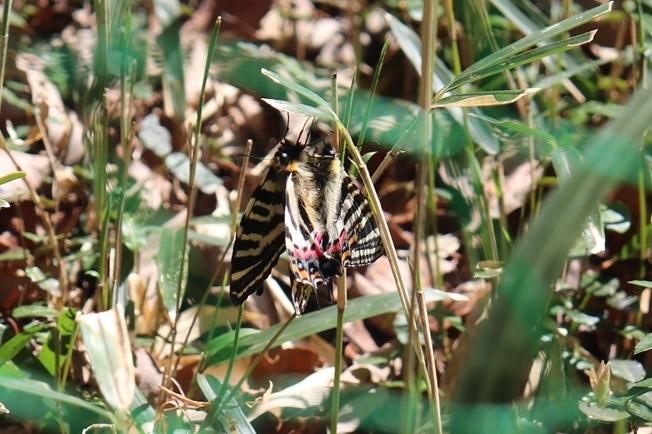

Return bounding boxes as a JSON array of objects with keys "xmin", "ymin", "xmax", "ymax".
[
  {"xmin": 229, "ymin": 169, "xmax": 287, "ymax": 304},
  {"xmin": 338, "ymin": 175, "xmax": 383, "ymax": 267}
]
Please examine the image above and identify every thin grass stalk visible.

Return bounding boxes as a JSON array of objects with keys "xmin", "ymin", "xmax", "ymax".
[
  {"xmin": 371, "ymin": 115, "xmax": 419, "ymax": 184},
  {"xmin": 216, "ymin": 304, "xmax": 244, "ymax": 404},
  {"xmin": 96, "ymin": 92, "xmax": 110, "ymax": 309},
  {"xmin": 180, "ymin": 139, "xmax": 253, "ymax": 388},
  {"xmin": 111, "ymin": 31, "xmax": 137, "ymax": 298},
  {"xmin": 339, "ymin": 126, "xmax": 432, "ymax": 401},
  {"xmin": 202, "ymin": 313, "xmax": 298, "ymax": 429},
  {"xmin": 0, "ymin": 0, "xmax": 13, "ymax": 111},
  {"xmin": 636, "ymin": 0, "xmax": 647, "ymax": 86},
  {"xmin": 356, "ymin": 36, "xmax": 390, "ymax": 149},
  {"xmin": 415, "ymin": 0, "xmax": 443, "ymax": 432},
  {"xmin": 331, "ymin": 73, "xmax": 345, "ymax": 434},
  {"xmin": 163, "ymin": 17, "xmax": 222, "ymax": 392},
  {"xmin": 331, "ymin": 273, "xmax": 346, "ymax": 434},
  {"xmin": 400, "ymin": 269, "xmax": 419, "ymax": 434}
]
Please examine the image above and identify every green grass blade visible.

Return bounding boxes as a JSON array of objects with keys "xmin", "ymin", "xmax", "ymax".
[
  {"xmin": 0, "ymin": 377, "xmax": 115, "ymax": 421},
  {"xmin": 196, "ymin": 374, "xmax": 256, "ymax": 434},
  {"xmin": 261, "ymin": 68, "xmax": 334, "ymax": 115},
  {"xmin": 0, "ymin": 323, "xmax": 49, "ymax": 365},
  {"xmin": 432, "ymin": 89, "xmax": 538, "ymax": 108},
  {"xmin": 0, "ymin": 171, "xmax": 25, "ymax": 186},
  {"xmin": 156, "ymin": 227, "xmax": 188, "ymax": 320},
  {"xmin": 456, "ymin": 2, "xmax": 612, "ymax": 83},
  {"xmin": 261, "ymin": 98, "xmax": 334, "ymax": 120},
  {"xmin": 205, "ymin": 290, "xmax": 462, "ymax": 365},
  {"xmin": 443, "ymin": 31, "xmax": 597, "ymax": 93},
  {"xmin": 453, "ymin": 83, "xmax": 652, "ymax": 414}
]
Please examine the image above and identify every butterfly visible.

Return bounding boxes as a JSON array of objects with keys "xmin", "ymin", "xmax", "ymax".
[{"xmin": 229, "ymin": 135, "xmax": 383, "ymax": 314}]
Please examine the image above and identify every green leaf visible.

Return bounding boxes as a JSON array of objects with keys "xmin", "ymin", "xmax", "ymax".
[
  {"xmin": 635, "ymin": 333, "xmax": 652, "ymax": 355},
  {"xmin": 12, "ymin": 304, "xmax": 58, "ymax": 319},
  {"xmin": 261, "ymin": 98, "xmax": 334, "ymax": 120},
  {"xmin": 452, "ymin": 82, "xmax": 651, "ymax": 409},
  {"xmin": 37, "ymin": 308, "xmax": 77, "ymax": 377},
  {"xmin": 432, "ymin": 89, "xmax": 538, "ymax": 108},
  {"xmin": 443, "ymin": 31, "xmax": 597, "ymax": 94},
  {"xmin": 0, "ymin": 377, "xmax": 114, "ymax": 421},
  {"xmin": 624, "ymin": 377, "xmax": 652, "ymax": 399},
  {"xmin": 579, "ymin": 402, "xmax": 629, "ymax": 422},
  {"xmin": 449, "ymin": 2, "xmax": 612, "ymax": 90},
  {"xmin": 0, "ymin": 323, "xmax": 49, "ymax": 365},
  {"xmin": 0, "ymin": 171, "xmax": 25, "ymax": 186},
  {"xmin": 156, "ymin": 227, "xmax": 188, "ymax": 320},
  {"xmin": 206, "ymin": 289, "xmax": 456, "ymax": 365},
  {"xmin": 197, "ymin": 374, "xmax": 256, "ymax": 434},
  {"xmin": 261, "ymin": 68, "xmax": 333, "ymax": 113}
]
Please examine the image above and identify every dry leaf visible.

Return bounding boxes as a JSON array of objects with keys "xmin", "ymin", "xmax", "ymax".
[{"xmin": 77, "ymin": 306, "xmax": 135, "ymax": 412}]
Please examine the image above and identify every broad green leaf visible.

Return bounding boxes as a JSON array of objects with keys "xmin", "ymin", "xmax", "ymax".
[
  {"xmin": 579, "ymin": 402, "xmax": 629, "ymax": 422},
  {"xmin": 0, "ymin": 377, "xmax": 114, "ymax": 421},
  {"xmin": 261, "ymin": 98, "xmax": 334, "ymax": 120},
  {"xmin": 443, "ymin": 31, "xmax": 597, "ymax": 94},
  {"xmin": 156, "ymin": 227, "xmax": 187, "ymax": 320},
  {"xmin": 206, "ymin": 289, "xmax": 460, "ymax": 365},
  {"xmin": 0, "ymin": 171, "xmax": 25, "ymax": 186},
  {"xmin": 78, "ymin": 306, "xmax": 135, "ymax": 412},
  {"xmin": 197, "ymin": 374, "xmax": 256, "ymax": 434},
  {"xmin": 37, "ymin": 308, "xmax": 77, "ymax": 377},
  {"xmin": 432, "ymin": 89, "xmax": 538, "ymax": 108},
  {"xmin": 385, "ymin": 12, "xmax": 499, "ymax": 154},
  {"xmin": 0, "ymin": 323, "xmax": 48, "ymax": 365},
  {"xmin": 634, "ymin": 333, "xmax": 652, "ymax": 354},
  {"xmin": 624, "ymin": 377, "xmax": 652, "ymax": 399}
]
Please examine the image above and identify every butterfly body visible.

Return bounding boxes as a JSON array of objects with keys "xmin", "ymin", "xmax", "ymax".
[{"xmin": 230, "ymin": 138, "xmax": 383, "ymax": 314}]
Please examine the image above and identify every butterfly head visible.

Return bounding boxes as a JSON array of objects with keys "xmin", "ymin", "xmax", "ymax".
[{"xmin": 275, "ymin": 139, "xmax": 305, "ymax": 168}]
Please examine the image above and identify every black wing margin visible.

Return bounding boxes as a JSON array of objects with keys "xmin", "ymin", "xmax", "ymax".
[{"xmin": 229, "ymin": 169, "xmax": 287, "ymax": 304}]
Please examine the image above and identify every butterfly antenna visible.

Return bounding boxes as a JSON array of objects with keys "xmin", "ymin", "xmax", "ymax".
[
  {"xmin": 297, "ymin": 116, "xmax": 313, "ymax": 146},
  {"xmin": 282, "ymin": 112, "xmax": 290, "ymax": 139}
]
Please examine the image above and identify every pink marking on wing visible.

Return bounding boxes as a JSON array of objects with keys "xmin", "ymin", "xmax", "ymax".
[{"xmin": 291, "ymin": 230, "xmax": 348, "ymax": 261}]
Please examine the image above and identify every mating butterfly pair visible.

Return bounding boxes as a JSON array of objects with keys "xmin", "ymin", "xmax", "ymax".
[{"xmin": 229, "ymin": 135, "xmax": 383, "ymax": 314}]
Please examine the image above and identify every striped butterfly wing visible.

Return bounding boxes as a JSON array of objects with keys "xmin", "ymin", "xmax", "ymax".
[
  {"xmin": 229, "ymin": 168, "xmax": 287, "ymax": 305},
  {"xmin": 284, "ymin": 173, "xmax": 322, "ymax": 314},
  {"xmin": 338, "ymin": 175, "xmax": 383, "ymax": 267}
]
